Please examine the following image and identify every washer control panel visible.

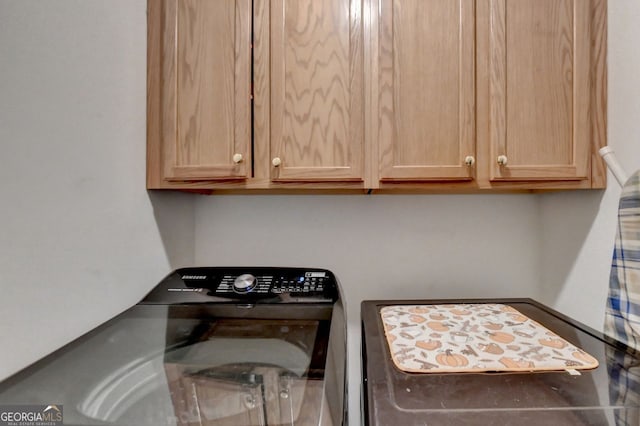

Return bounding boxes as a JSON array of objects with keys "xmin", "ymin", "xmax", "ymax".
[
  {"xmin": 217, "ymin": 271, "xmax": 330, "ymax": 297},
  {"xmin": 142, "ymin": 267, "xmax": 338, "ymax": 304}
]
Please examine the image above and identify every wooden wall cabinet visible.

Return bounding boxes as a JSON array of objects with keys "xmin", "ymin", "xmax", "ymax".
[
  {"xmin": 373, "ymin": 0, "xmax": 477, "ymax": 184},
  {"xmin": 254, "ymin": 0, "xmax": 365, "ymax": 186},
  {"xmin": 370, "ymin": 0, "xmax": 607, "ymax": 191},
  {"xmin": 150, "ymin": 0, "xmax": 252, "ymax": 183},
  {"xmin": 148, "ymin": 0, "xmax": 607, "ymax": 193},
  {"xmin": 148, "ymin": 0, "xmax": 366, "ymax": 191},
  {"xmin": 486, "ymin": 0, "xmax": 604, "ymax": 186}
]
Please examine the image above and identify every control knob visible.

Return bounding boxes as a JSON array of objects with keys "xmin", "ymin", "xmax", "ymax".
[{"xmin": 233, "ymin": 274, "xmax": 257, "ymax": 293}]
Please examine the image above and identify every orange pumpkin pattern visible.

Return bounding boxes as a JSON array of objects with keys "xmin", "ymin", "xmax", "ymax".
[
  {"xmin": 410, "ymin": 314, "xmax": 426, "ymax": 324},
  {"xmin": 416, "ymin": 340, "xmax": 442, "ymax": 351},
  {"xmin": 499, "ymin": 357, "xmax": 535, "ymax": 369},
  {"xmin": 508, "ymin": 313, "xmax": 529, "ymax": 323},
  {"xmin": 436, "ymin": 350, "xmax": 469, "ymax": 367},
  {"xmin": 380, "ymin": 303, "xmax": 599, "ymax": 373},
  {"xmin": 572, "ymin": 349, "xmax": 598, "ymax": 365},
  {"xmin": 450, "ymin": 308, "xmax": 472, "ymax": 316},
  {"xmin": 487, "ymin": 331, "xmax": 516, "ymax": 344},
  {"xmin": 479, "ymin": 343, "xmax": 504, "ymax": 355},
  {"xmin": 539, "ymin": 338, "xmax": 568, "ymax": 349},
  {"xmin": 482, "ymin": 321, "xmax": 504, "ymax": 331},
  {"xmin": 426, "ymin": 321, "xmax": 450, "ymax": 332}
]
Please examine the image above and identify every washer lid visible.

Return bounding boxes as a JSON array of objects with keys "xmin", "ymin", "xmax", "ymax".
[{"xmin": 0, "ymin": 305, "xmax": 335, "ymax": 426}]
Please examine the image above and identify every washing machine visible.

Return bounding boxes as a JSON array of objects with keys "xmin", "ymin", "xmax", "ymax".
[{"xmin": 0, "ymin": 267, "xmax": 347, "ymax": 426}]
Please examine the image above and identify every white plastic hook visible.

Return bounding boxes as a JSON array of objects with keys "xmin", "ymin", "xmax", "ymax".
[{"xmin": 599, "ymin": 146, "xmax": 628, "ymax": 187}]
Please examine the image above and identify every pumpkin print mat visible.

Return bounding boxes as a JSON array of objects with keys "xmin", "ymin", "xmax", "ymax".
[{"xmin": 380, "ymin": 304, "xmax": 599, "ymax": 373}]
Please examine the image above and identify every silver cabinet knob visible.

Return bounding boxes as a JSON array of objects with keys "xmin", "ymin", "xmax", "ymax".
[
  {"xmin": 233, "ymin": 153, "xmax": 243, "ymax": 164},
  {"xmin": 272, "ymin": 157, "xmax": 282, "ymax": 167},
  {"xmin": 464, "ymin": 156, "xmax": 475, "ymax": 166},
  {"xmin": 497, "ymin": 155, "xmax": 508, "ymax": 166}
]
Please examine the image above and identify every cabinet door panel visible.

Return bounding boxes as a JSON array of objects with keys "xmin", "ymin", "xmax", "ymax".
[
  {"xmin": 377, "ymin": 0, "xmax": 475, "ymax": 181},
  {"xmin": 489, "ymin": 0, "xmax": 590, "ymax": 181},
  {"xmin": 269, "ymin": 0, "xmax": 364, "ymax": 181},
  {"xmin": 162, "ymin": 0, "xmax": 251, "ymax": 180}
]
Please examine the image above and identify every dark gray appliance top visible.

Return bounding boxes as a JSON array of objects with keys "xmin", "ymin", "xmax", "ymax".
[{"xmin": 362, "ymin": 298, "xmax": 640, "ymax": 426}]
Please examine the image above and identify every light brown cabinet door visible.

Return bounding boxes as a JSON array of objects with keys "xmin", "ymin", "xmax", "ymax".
[
  {"xmin": 160, "ymin": 0, "xmax": 251, "ymax": 181},
  {"xmin": 374, "ymin": 0, "xmax": 476, "ymax": 182},
  {"xmin": 256, "ymin": 0, "xmax": 365, "ymax": 182},
  {"xmin": 488, "ymin": 0, "xmax": 591, "ymax": 181},
  {"xmin": 148, "ymin": 0, "xmax": 605, "ymax": 191}
]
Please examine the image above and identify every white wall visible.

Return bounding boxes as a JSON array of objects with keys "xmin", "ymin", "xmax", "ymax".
[
  {"xmin": 194, "ymin": 194, "xmax": 542, "ymax": 425},
  {"xmin": 1, "ymin": 0, "xmax": 638, "ymax": 425},
  {"xmin": 539, "ymin": 0, "xmax": 640, "ymax": 331},
  {"xmin": 0, "ymin": 0, "xmax": 194, "ymax": 380}
]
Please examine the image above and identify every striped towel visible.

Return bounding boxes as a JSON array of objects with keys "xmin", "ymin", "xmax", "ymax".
[
  {"xmin": 607, "ymin": 347, "xmax": 640, "ymax": 426},
  {"xmin": 605, "ymin": 170, "xmax": 640, "ymax": 350},
  {"xmin": 605, "ymin": 170, "xmax": 640, "ymax": 425}
]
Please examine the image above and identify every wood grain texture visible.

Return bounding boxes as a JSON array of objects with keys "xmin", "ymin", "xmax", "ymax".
[
  {"xmin": 376, "ymin": 0, "xmax": 476, "ymax": 181},
  {"xmin": 590, "ymin": 0, "xmax": 607, "ymax": 188},
  {"xmin": 253, "ymin": 0, "xmax": 271, "ymax": 181},
  {"xmin": 147, "ymin": 0, "xmax": 163, "ymax": 188},
  {"xmin": 364, "ymin": 0, "xmax": 376, "ymax": 188},
  {"xmin": 161, "ymin": 0, "xmax": 178, "ymax": 180},
  {"xmin": 162, "ymin": 0, "xmax": 251, "ymax": 180},
  {"xmin": 507, "ymin": 0, "xmax": 572, "ymax": 164},
  {"xmin": 144, "ymin": 176, "xmax": 597, "ymax": 192},
  {"xmin": 475, "ymin": 0, "xmax": 491, "ymax": 189},
  {"xmin": 177, "ymin": 0, "xmax": 233, "ymax": 165},
  {"xmin": 269, "ymin": 0, "xmax": 364, "ymax": 181},
  {"xmin": 148, "ymin": 0, "xmax": 606, "ymax": 192},
  {"xmin": 489, "ymin": 0, "xmax": 590, "ymax": 181}
]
